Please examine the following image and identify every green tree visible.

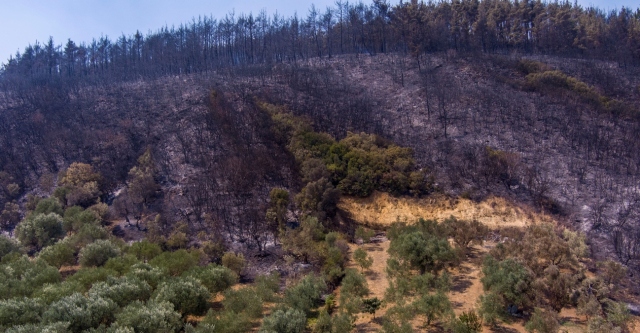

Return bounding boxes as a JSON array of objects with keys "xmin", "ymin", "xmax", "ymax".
[
  {"xmin": 221, "ymin": 252, "xmax": 246, "ymax": 276},
  {"xmin": 260, "ymin": 308, "xmax": 307, "ymax": 333},
  {"xmin": 79, "ymin": 240, "xmax": 121, "ymax": 267},
  {"xmin": 412, "ymin": 292, "xmax": 453, "ymax": 326},
  {"xmin": 222, "ymin": 287, "xmax": 264, "ymax": 319},
  {"xmin": 112, "ymin": 300, "xmax": 182, "ymax": 333},
  {"xmin": 0, "ymin": 297, "xmax": 46, "ymax": 328},
  {"xmin": 449, "ymin": 310, "xmax": 483, "ymax": 333},
  {"xmin": 88, "ymin": 276, "xmax": 152, "ymax": 307},
  {"xmin": 284, "ymin": 274, "xmax": 327, "ymax": 316},
  {"xmin": 362, "ymin": 297, "xmax": 382, "ymax": 319},
  {"xmin": 42, "ymin": 292, "xmax": 117, "ymax": 332},
  {"xmin": 38, "ymin": 240, "xmax": 76, "ymax": 268},
  {"xmin": 126, "ymin": 240, "xmax": 162, "ymax": 262},
  {"xmin": 266, "ymin": 188, "xmax": 290, "ymax": 241},
  {"xmin": 58, "ymin": 162, "xmax": 103, "ymax": 208},
  {"xmin": 15, "ymin": 213, "xmax": 65, "ymax": 249},
  {"xmin": 353, "ymin": 247, "xmax": 373, "ymax": 272},
  {"xmin": 149, "ymin": 249, "xmax": 199, "ymax": 276},
  {"xmin": 153, "ymin": 276, "xmax": 210, "ymax": 316},
  {"xmin": 184, "ymin": 264, "xmax": 237, "ymax": 294},
  {"xmin": 525, "ymin": 307, "xmax": 560, "ymax": 333},
  {"xmin": 0, "ymin": 255, "xmax": 61, "ymax": 300},
  {"xmin": 0, "ymin": 234, "xmax": 22, "ymax": 260}
]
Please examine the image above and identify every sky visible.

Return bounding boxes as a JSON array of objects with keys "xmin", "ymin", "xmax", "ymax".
[{"xmin": 1, "ymin": 0, "xmax": 638, "ymax": 65}]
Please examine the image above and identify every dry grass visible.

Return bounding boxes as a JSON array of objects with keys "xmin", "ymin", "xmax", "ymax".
[{"xmin": 339, "ymin": 192, "xmax": 555, "ymax": 229}]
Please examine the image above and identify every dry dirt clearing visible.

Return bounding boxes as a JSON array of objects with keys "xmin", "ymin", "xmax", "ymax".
[{"xmin": 339, "ymin": 192, "xmax": 555, "ymax": 229}]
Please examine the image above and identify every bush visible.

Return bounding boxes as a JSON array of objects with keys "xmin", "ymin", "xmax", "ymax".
[
  {"xmin": 0, "ymin": 234, "xmax": 22, "ymax": 260},
  {"xmin": 63, "ymin": 206, "xmax": 100, "ymax": 232},
  {"xmin": 126, "ymin": 241, "xmax": 162, "ymax": 262},
  {"xmin": 149, "ymin": 249, "xmax": 199, "ymax": 276},
  {"xmin": 222, "ymin": 287, "xmax": 263, "ymax": 318},
  {"xmin": 0, "ymin": 297, "xmax": 46, "ymax": 327},
  {"xmin": 221, "ymin": 252, "xmax": 246, "ymax": 276},
  {"xmin": 198, "ymin": 309, "xmax": 252, "ymax": 333},
  {"xmin": 79, "ymin": 240, "xmax": 121, "ymax": 267},
  {"xmin": 15, "ymin": 213, "xmax": 65, "ymax": 249},
  {"xmin": 481, "ymin": 256, "xmax": 534, "ymax": 311},
  {"xmin": 284, "ymin": 274, "xmax": 327, "ymax": 315},
  {"xmin": 450, "ymin": 310, "xmax": 483, "ymax": 333},
  {"xmin": 353, "ymin": 247, "xmax": 373, "ymax": 272},
  {"xmin": 88, "ymin": 276, "xmax": 152, "ymax": 307},
  {"xmin": 525, "ymin": 308, "xmax": 559, "ymax": 333},
  {"xmin": 5, "ymin": 322, "xmax": 70, "ymax": 333},
  {"xmin": 0, "ymin": 255, "xmax": 61, "ymax": 299},
  {"xmin": 113, "ymin": 300, "xmax": 182, "ymax": 333},
  {"xmin": 66, "ymin": 267, "xmax": 118, "ymax": 291},
  {"xmin": 184, "ymin": 264, "xmax": 237, "ymax": 294},
  {"xmin": 34, "ymin": 281, "xmax": 84, "ymax": 304},
  {"xmin": 254, "ymin": 272, "xmax": 281, "ymax": 302},
  {"xmin": 125, "ymin": 263, "xmax": 167, "ymax": 290},
  {"xmin": 38, "ymin": 240, "xmax": 76, "ymax": 268},
  {"xmin": 259, "ymin": 308, "xmax": 306, "ymax": 333},
  {"xmin": 33, "ymin": 198, "xmax": 64, "ymax": 216},
  {"xmin": 42, "ymin": 292, "xmax": 117, "ymax": 332},
  {"xmin": 103, "ymin": 254, "xmax": 140, "ymax": 275},
  {"xmin": 153, "ymin": 277, "xmax": 210, "ymax": 316}
]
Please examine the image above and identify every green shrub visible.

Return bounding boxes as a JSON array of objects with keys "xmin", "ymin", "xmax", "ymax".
[
  {"xmin": 222, "ymin": 287, "xmax": 263, "ymax": 318},
  {"xmin": 0, "ymin": 234, "xmax": 22, "ymax": 260},
  {"xmin": 103, "ymin": 254, "xmax": 140, "ymax": 275},
  {"xmin": 125, "ymin": 263, "xmax": 167, "ymax": 290},
  {"xmin": 79, "ymin": 240, "xmax": 121, "ymax": 267},
  {"xmin": 38, "ymin": 240, "xmax": 76, "ymax": 268},
  {"xmin": 5, "ymin": 322, "xmax": 70, "ymax": 333},
  {"xmin": 0, "ymin": 297, "xmax": 46, "ymax": 327},
  {"xmin": 259, "ymin": 308, "xmax": 306, "ymax": 333},
  {"xmin": 198, "ymin": 309, "xmax": 252, "ymax": 333},
  {"xmin": 68, "ymin": 224, "xmax": 109, "ymax": 250},
  {"xmin": 0, "ymin": 255, "xmax": 61, "ymax": 299},
  {"xmin": 149, "ymin": 249, "xmax": 198, "ymax": 276},
  {"xmin": 112, "ymin": 300, "xmax": 182, "ymax": 333},
  {"xmin": 254, "ymin": 272, "xmax": 281, "ymax": 302},
  {"xmin": 34, "ymin": 281, "xmax": 84, "ymax": 304},
  {"xmin": 221, "ymin": 252, "xmax": 246, "ymax": 276},
  {"xmin": 67, "ymin": 267, "xmax": 118, "ymax": 291},
  {"xmin": 42, "ymin": 292, "xmax": 117, "ymax": 332},
  {"xmin": 88, "ymin": 276, "xmax": 152, "ymax": 307},
  {"xmin": 153, "ymin": 277, "xmax": 210, "ymax": 316},
  {"xmin": 15, "ymin": 213, "xmax": 65, "ymax": 249},
  {"xmin": 126, "ymin": 241, "xmax": 162, "ymax": 262},
  {"xmin": 63, "ymin": 206, "xmax": 100, "ymax": 232},
  {"xmin": 284, "ymin": 274, "xmax": 327, "ymax": 315},
  {"xmin": 33, "ymin": 197, "xmax": 64, "ymax": 216},
  {"xmin": 183, "ymin": 264, "xmax": 237, "ymax": 294}
]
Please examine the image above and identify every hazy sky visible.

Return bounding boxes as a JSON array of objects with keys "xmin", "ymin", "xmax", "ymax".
[{"xmin": 1, "ymin": 0, "xmax": 638, "ymax": 65}]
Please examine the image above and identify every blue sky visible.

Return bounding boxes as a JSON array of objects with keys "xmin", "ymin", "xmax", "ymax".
[{"xmin": 1, "ymin": 0, "xmax": 638, "ymax": 65}]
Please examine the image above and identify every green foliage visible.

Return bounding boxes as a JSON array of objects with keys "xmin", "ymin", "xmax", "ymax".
[
  {"xmin": 281, "ymin": 216, "xmax": 325, "ymax": 263},
  {"xmin": 284, "ymin": 274, "xmax": 327, "ymax": 316},
  {"xmin": 264, "ymin": 103, "xmax": 430, "ymax": 199},
  {"xmin": 34, "ymin": 281, "xmax": 84, "ymax": 304},
  {"xmin": 58, "ymin": 162, "xmax": 103, "ymax": 208},
  {"xmin": 449, "ymin": 310, "xmax": 483, "ymax": 333},
  {"xmin": 183, "ymin": 264, "xmax": 237, "ymax": 294},
  {"xmin": 63, "ymin": 206, "xmax": 100, "ymax": 232},
  {"xmin": 0, "ymin": 255, "xmax": 61, "ymax": 299},
  {"xmin": 67, "ymin": 267, "xmax": 118, "ymax": 291},
  {"xmin": 0, "ymin": 234, "xmax": 22, "ymax": 260},
  {"xmin": 126, "ymin": 240, "xmax": 162, "ymax": 262},
  {"xmin": 88, "ymin": 276, "xmax": 152, "ymax": 307},
  {"xmin": 42, "ymin": 292, "xmax": 117, "ymax": 332},
  {"xmin": 0, "ymin": 297, "xmax": 46, "ymax": 327},
  {"xmin": 67, "ymin": 224, "xmax": 109, "ymax": 251},
  {"xmin": 266, "ymin": 188, "xmax": 290, "ymax": 238},
  {"xmin": 353, "ymin": 247, "xmax": 373, "ymax": 272},
  {"xmin": 442, "ymin": 216, "xmax": 489, "ymax": 253},
  {"xmin": 15, "ymin": 213, "xmax": 65, "ymax": 249},
  {"xmin": 362, "ymin": 297, "xmax": 382, "ymax": 318},
  {"xmin": 125, "ymin": 263, "xmax": 167, "ymax": 290},
  {"xmin": 221, "ymin": 252, "xmax": 246, "ymax": 276},
  {"xmin": 339, "ymin": 269, "xmax": 370, "ymax": 315},
  {"xmin": 103, "ymin": 254, "xmax": 140, "ymax": 275},
  {"xmin": 79, "ymin": 240, "xmax": 121, "ymax": 267},
  {"xmin": 254, "ymin": 272, "xmax": 281, "ymax": 302},
  {"xmin": 388, "ymin": 228, "xmax": 457, "ymax": 274},
  {"xmin": 149, "ymin": 249, "xmax": 199, "ymax": 276},
  {"xmin": 355, "ymin": 226, "xmax": 375, "ymax": 243},
  {"xmin": 481, "ymin": 256, "xmax": 534, "ymax": 311},
  {"xmin": 5, "ymin": 322, "xmax": 70, "ymax": 333},
  {"xmin": 112, "ymin": 300, "xmax": 182, "ymax": 333},
  {"xmin": 412, "ymin": 291, "xmax": 453, "ymax": 326},
  {"xmin": 259, "ymin": 308, "xmax": 307, "ymax": 333},
  {"xmin": 38, "ymin": 240, "xmax": 76, "ymax": 268},
  {"xmin": 153, "ymin": 276, "xmax": 210, "ymax": 316},
  {"xmin": 525, "ymin": 308, "xmax": 559, "ymax": 333},
  {"xmin": 198, "ymin": 309, "xmax": 252, "ymax": 333},
  {"xmin": 597, "ymin": 260, "xmax": 627, "ymax": 285},
  {"xmin": 313, "ymin": 309, "xmax": 333, "ymax": 333},
  {"xmin": 222, "ymin": 287, "xmax": 263, "ymax": 319},
  {"xmin": 33, "ymin": 197, "xmax": 64, "ymax": 216}
]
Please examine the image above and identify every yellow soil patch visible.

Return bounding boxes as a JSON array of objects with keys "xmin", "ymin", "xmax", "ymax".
[{"xmin": 339, "ymin": 192, "xmax": 555, "ymax": 229}]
